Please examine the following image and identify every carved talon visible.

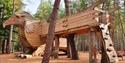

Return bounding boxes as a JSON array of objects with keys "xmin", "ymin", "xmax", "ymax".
[{"xmin": 32, "ymin": 45, "xmax": 45, "ymax": 56}]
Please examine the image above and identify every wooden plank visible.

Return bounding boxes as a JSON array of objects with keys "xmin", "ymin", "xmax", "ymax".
[
  {"xmin": 41, "ymin": 10, "xmax": 99, "ymax": 36},
  {"xmin": 64, "ymin": 10, "xmax": 99, "ymax": 21},
  {"xmin": 47, "ymin": 16, "xmax": 97, "ymax": 34},
  {"xmin": 67, "ymin": 26, "xmax": 90, "ymax": 34},
  {"xmin": 89, "ymin": 28, "xmax": 95, "ymax": 63},
  {"xmin": 56, "ymin": 10, "xmax": 99, "ymax": 24},
  {"xmin": 55, "ymin": 11, "xmax": 99, "ymax": 32},
  {"xmin": 53, "ymin": 35, "xmax": 60, "ymax": 59},
  {"xmin": 67, "ymin": 18, "xmax": 96, "ymax": 30},
  {"xmin": 65, "ymin": 14, "xmax": 95, "ymax": 24}
]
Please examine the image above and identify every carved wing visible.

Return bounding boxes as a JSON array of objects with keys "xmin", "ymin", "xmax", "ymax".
[
  {"xmin": 25, "ymin": 20, "xmax": 43, "ymax": 35},
  {"xmin": 25, "ymin": 21, "xmax": 34, "ymax": 33},
  {"xmin": 24, "ymin": 20, "xmax": 45, "ymax": 47}
]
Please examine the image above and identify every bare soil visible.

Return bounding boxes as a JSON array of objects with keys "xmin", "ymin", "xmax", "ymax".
[{"xmin": 0, "ymin": 52, "xmax": 125, "ymax": 63}]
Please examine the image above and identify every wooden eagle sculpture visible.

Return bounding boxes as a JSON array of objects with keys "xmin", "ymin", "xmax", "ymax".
[{"xmin": 3, "ymin": 11, "xmax": 47, "ymax": 56}]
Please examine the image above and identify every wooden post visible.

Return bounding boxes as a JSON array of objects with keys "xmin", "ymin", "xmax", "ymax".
[
  {"xmin": 6, "ymin": 39, "xmax": 11, "ymax": 53},
  {"xmin": 1, "ymin": 40, "xmax": 5, "ymax": 53},
  {"xmin": 53, "ymin": 35, "xmax": 60, "ymax": 59},
  {"xmin": 89, "ymin": 28, "xmax": 100, "ymax": 63},
  {"xmin": 88, "ymin": 28, "xmax": 94, "ymax": 63},
  {"xmin": 64, "ymin": 0, "xmax": 71, "ymax": 58},
  {"xmin": 2, "ymin": 39, "xmax": 7, "ymax": 53},
  {"xmin": 67, "ymin": 38, "xmax": 71, "ymax": 58},
  {"xmin": 67, "ymin": 34, "xmax": 79, "ymax": 60}
]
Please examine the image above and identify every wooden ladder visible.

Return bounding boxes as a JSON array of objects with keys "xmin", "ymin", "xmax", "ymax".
[{"xmin": 96, "ymin": 13, "xmax": 118, "ymax": 63}]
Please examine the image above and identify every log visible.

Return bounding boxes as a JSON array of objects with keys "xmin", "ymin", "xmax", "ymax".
[
  {"xmin": 53, "ymin": 35, "xmax": 60, "ymax": 59},
  {"xmin": 67, "ymin": 34, "xmax": 79, "ymax": 60}
]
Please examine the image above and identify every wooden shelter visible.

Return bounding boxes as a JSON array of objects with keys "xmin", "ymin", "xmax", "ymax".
[{"xmin": 24, "ymin": 10, "xmax": 100, "ymax": 47}]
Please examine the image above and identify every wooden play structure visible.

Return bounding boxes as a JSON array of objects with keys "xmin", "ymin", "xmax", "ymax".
[
  {"xmin": 2, "ymin": 0, "xmax": 121, "ymax": 61},
  {"xmin": 24, "ymin": 10, "xmax": 99, "ymax": 47}
]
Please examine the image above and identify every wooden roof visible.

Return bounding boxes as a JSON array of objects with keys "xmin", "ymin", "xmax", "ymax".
[
  {"xmin": 41, "ymin": 10, "xmax": 100, "ymax": 36},
  {"xmin": 24, "ymin": 10, "xmax": 100, "ymax": 47}
]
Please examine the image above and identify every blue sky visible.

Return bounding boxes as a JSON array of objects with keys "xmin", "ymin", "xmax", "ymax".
[
  {"xmin": 22, "ymin": 0, "xmax": 64, "ymax": 16},
  {"xmin": 22, "ymin": 0, "xmax": 41, "ymax": 15}
]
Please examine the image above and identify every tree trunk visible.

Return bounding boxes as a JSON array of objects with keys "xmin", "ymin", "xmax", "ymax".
[
  {"xmin": 2, "ymin": 39, "xmax": 7, "ymax": 53},
  {"xmin": 89, "ymin": 28, "xmax": 98, "ymax": 63},
  {"xmin": 119, "ymin": 12, "xmax": 125, "ymax": 50},
  {"xmin": 8, "ymin": 25, "xmax": 13, "ymax": 53},
  {"xmin": 64, "ymin": 0, "xmax": 71, "ymax": 58},
  {"xmin": 98, "ymin": 31, "xmax": 110, "ymax": 63},
  {"xmin": 42, "ymin": 0, "xmax": 61, "ymax": 63},
  {"xmin": 8, "ymin": 0, "xmax": 16, "ymax": 53},
  {"xmin": 124, "ymin": 0, "xmax": 125, "ymax": 50},
  {"xmin": 88, "ymin": 29, "xmax": 94, "ymax": 63},
  {"xmin": 64, "ymin": 0, "xmax": 70, "ymax": 16},
  {"xmin": 67, "ymin": 34, "xmax": 79, "ymax": 60}
]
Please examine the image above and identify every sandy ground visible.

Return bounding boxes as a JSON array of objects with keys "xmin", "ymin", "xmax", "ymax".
[{"xmin": 0, "ymin": 52, "xmax": 125, "ymax": 63}]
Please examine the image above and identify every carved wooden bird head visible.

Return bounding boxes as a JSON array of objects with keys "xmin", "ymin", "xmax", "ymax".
[{"xmin": 3, "ymin": 11, "xmax": 33, "ymax": 28}]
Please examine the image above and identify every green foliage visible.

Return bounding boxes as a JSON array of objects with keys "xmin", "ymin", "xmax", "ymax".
[
  {"xmin": 35, "ymin": 1, "xmax": 52, "ymax": 20},
  {"xmin": 79, "ymin": 0, "xmax": 87, "ymax": 11},
  {"xmin": 0, "ymin": 0, "xmax": 13, "ymax": 52},
  {"xmin": 35, "ymin": 0, "xmax": 65, "ymax": 21},
  {"xmin": 58, "ymin": 8, "xmax": 65, "ymax": 18},
  {"xmin": 67, "ymin": 0, "xmax": 87, "ymax": 14},
  {"xmin": 0, "ymin": 0, "xmax": 13, "ymax": 38},
  {"xmin": 0, "ymin": 0, "xmax": 21, "ymax": 52}
]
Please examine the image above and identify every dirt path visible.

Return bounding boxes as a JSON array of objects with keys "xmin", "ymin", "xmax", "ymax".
[{"xmin": 0, "ymin": 52, "xmax": 125, "ymax": 63}]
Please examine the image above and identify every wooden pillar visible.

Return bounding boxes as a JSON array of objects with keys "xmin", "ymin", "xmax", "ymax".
[
  {"xmin": 2, "ymin": 39, "xmax": 7, "ymax": 53},
  {"xmin": 2, "ymin": 40, "xmax": 5, "ymax": 53},
  {"xmin": 89, "ymin": 28, "xmax": 99, "ymax": 63},
  {"xmin": 89, "ymin": 28, "xmax": 94, "ymax": 63},
  {"xmin": 6, "ymin": 39, "xmax": 10, "ymax": 53},
  {"xmin": 67, "ymin": 34, "xmax": 79, "ymax": 60},
  {"xmin": 67, "ymin": 39, "xmax": 71, "ymax": 58},
  {"xmin": 53, "ymin": 35, "xmax": 60, "ymax": 59}
]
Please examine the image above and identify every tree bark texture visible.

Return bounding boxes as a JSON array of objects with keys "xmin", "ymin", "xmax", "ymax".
[
  {"xmin": 64, "ymin": 0, "xmax": 70, "ymax": 16},
  {"xmin": 64, "ymin": 0, "xmax": 71, "ymax": 58},
  {"xmin": 42, "ymin": 0, "xmax": 61, "ymax": 63},
  {"xmin": 67, "ymin": 34, "xmax": 79, "ymax": 60},
  {"xmin": 97, "ymin": 31, "xmax": 110, "ymax": 63}
]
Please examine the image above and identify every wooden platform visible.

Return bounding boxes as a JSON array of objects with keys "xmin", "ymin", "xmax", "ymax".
[
  {"xmin": 41, "ymin": 10, "xmax": 100, "ymax": 36},
  {"xmin": 24, "ymin": 9, "xmax": 100, "ymax": 47}
]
